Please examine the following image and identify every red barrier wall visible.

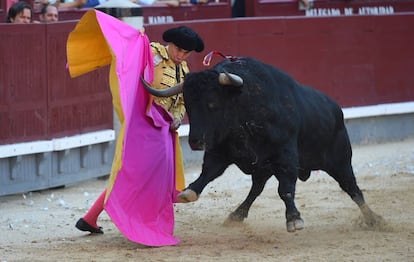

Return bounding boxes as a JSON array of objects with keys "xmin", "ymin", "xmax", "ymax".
[
  {"xmin": 145, "ymin": 13, "xmax": 414, "ymax": 107},
  {"xmin": 1, "ymin": 13, "xmax": 413, "ymax": 145},
  {"xmin": 0, "ymin": 21, "xmax": 112, "ymax": 145}
]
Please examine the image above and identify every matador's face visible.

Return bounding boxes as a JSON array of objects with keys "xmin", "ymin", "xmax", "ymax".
[{"xmin": 168, "ymin": 44, "xmax": 191, "ymax": 65}]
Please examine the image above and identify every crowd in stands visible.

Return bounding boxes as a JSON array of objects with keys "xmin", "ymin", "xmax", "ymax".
[
  {"xmin": 5, "ymin": 0, "xmax": 312, "ymax": 24},
  {"xmin": 6, "ymin": 0, "xmax": 59, "ymax": 23},
  {"xmin": 54, "ymin": 0, "xmax": 210, "ymax": 9},
  {"xmin": 5, "ymin": 0, "xmax": 212, "ymax": 23}
]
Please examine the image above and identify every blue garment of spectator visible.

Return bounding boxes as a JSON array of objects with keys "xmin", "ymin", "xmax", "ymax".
[{"xmin": 85, "ymin": 0, "xmax": 102, "ymax": 8}]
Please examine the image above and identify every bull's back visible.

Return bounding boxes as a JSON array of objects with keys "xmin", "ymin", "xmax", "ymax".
[
  {"xmin": 254, "ymin": 59, "xmax": 348, "ymax": 160},
  {"xmin": 218, "ymin": 57, "xmax": 346, "ymax": 151},
  {"xmin": 241, "ymin": 58, "xmax": 344, "ymax": 133}
]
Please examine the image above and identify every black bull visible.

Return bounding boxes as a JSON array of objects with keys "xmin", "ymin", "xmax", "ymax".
[{"xmin": 142, "ymin": 57, "xmax": 384, "ymax": 232}]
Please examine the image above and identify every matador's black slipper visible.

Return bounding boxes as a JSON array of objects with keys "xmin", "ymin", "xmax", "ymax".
[{"xmin": 75, "ymin": 218, "xmax": 104, "ymax": 234}]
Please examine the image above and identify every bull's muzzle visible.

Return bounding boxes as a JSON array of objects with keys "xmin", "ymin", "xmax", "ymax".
[{"xmin": 189, "ymin": 139, "xmax": 205, "ymax": 151}]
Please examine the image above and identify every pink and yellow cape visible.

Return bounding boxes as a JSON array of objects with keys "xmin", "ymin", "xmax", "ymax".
[{"xmin": 66, "ymin": 10, "xmax": 185, "ymax": 247}]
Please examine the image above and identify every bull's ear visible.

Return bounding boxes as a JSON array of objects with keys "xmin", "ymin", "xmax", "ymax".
[{"xmin": 218, "ymin": 69, "xmax": 243, "ymax": 87}]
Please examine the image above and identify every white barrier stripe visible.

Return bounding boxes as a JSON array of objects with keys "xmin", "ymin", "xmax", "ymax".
[
  {"xmin": 0, "ymin": 141, "xmax": 53, "ymax": 158},
  {"xmin": 0, "ymin": 129, "xmax": 115, "ymax": 158},
  {"xmin": 52, "ymin": 130, "xmax": 115, "ymax": 151},
  {"xmin": 177, "ymin": 124, "xmax": 190, "ymax": 138},
  {"xmin": 342, "ymin": 101, "xmax": 414, "ymax": 119}
]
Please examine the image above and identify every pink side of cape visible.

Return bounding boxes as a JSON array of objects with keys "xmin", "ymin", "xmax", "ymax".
[{"xmin": 92, "ymin": 11, "xmax": 180, "ymax": 246}]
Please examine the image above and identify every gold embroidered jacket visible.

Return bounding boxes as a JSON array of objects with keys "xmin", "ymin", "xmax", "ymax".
[{"xmin": 150, "ymin": 42, "xmax": 189, "ymax": 122}]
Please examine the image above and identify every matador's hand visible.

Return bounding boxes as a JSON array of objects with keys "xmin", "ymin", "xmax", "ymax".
[{"xmin": 170, "ymin": 118, "xmax": 181, "ymax": 131}]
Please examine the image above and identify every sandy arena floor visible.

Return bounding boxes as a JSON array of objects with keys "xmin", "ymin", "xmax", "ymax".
[{"xmin": 1, "ymin": 138, "xmax": 413, "ymax": 262}]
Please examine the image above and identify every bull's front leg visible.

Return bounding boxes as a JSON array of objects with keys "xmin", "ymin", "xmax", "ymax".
[
  {"xmin": 276, "ymin": 163, "xmax": 304, "ymax": 232},
  {"xmin": 177, "ymin": 151, "xmax": 230, "ymax": 203},
  {"xmin": 226, "ymin": 172, "xmax": 272, "ymax": 223}
]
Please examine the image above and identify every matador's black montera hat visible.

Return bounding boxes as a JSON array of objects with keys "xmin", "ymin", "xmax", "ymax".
[{"xmin": 163, "ymin": 26, "xmax": 204, "ymax": 53}]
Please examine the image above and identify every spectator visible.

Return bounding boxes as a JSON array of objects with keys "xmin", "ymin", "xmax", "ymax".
[
  {"xmin": 56, "ymin": 0, "xmax": 107, "ymax": 9},
  {"xmin": 39, "ymin": 4, "xmax": 59, "ymax": 22},
  {"xmin": 137, "ymin": 0, "xmax": 209, "ymax": 7},
  {"xmin": 6, "ymin": 1, "xmax": 32, "ymax": 23},
  {"xmin": 33, "ymin": 0, "xmax": 50, "ymax": 12},
  {"xmin": 231, "ymin": 0, "xmax": 245, "ymax": 17},
  {"xmin": 55, "ymin": 0, "xmax": 208, "ymax": 9},
  {"xmin": 299, "ymin": 0, "xmax": 311, "ymax": 10},
  {"xmin": 141, "ymin": 0, "xmax": 181, "ymax": 6},
  {"xmin": 54, "ymin": 0, "xmax": 150, "ymax": 9}
]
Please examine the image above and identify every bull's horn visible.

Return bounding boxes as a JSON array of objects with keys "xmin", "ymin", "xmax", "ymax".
[
  {"xmin": 218, "ymin": 70, "xmax": 243, "ymax": 87},
  {"xmin": 140, "ymin": 76, "xmax": 183, "ymax": 97}
]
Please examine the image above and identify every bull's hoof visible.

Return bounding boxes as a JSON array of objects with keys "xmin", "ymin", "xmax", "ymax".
[
  {"xmin": 364, "ymin": 212, "xmax": 386, "ymax": 227},
  {"xmin": 223, "ymin": 211, "xmax": 246, "ymax": 227},
  {"xmin": 286, "ymin": 218, "xmax": 304, "ymax": 232},
  {"xmin": 223, "ymin": 217, "xmax": 244, "ymax": 227},
  {"xmin": 359, "ymin": 204, "xmax": 389, "ymax": 230},
  {"xmin": 177, "ymin": 189, "xmax": 199, "ymax": 203},
  {"xmin": 227, "ymin": 212, "xmax": 246, "ymax": 222}
]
